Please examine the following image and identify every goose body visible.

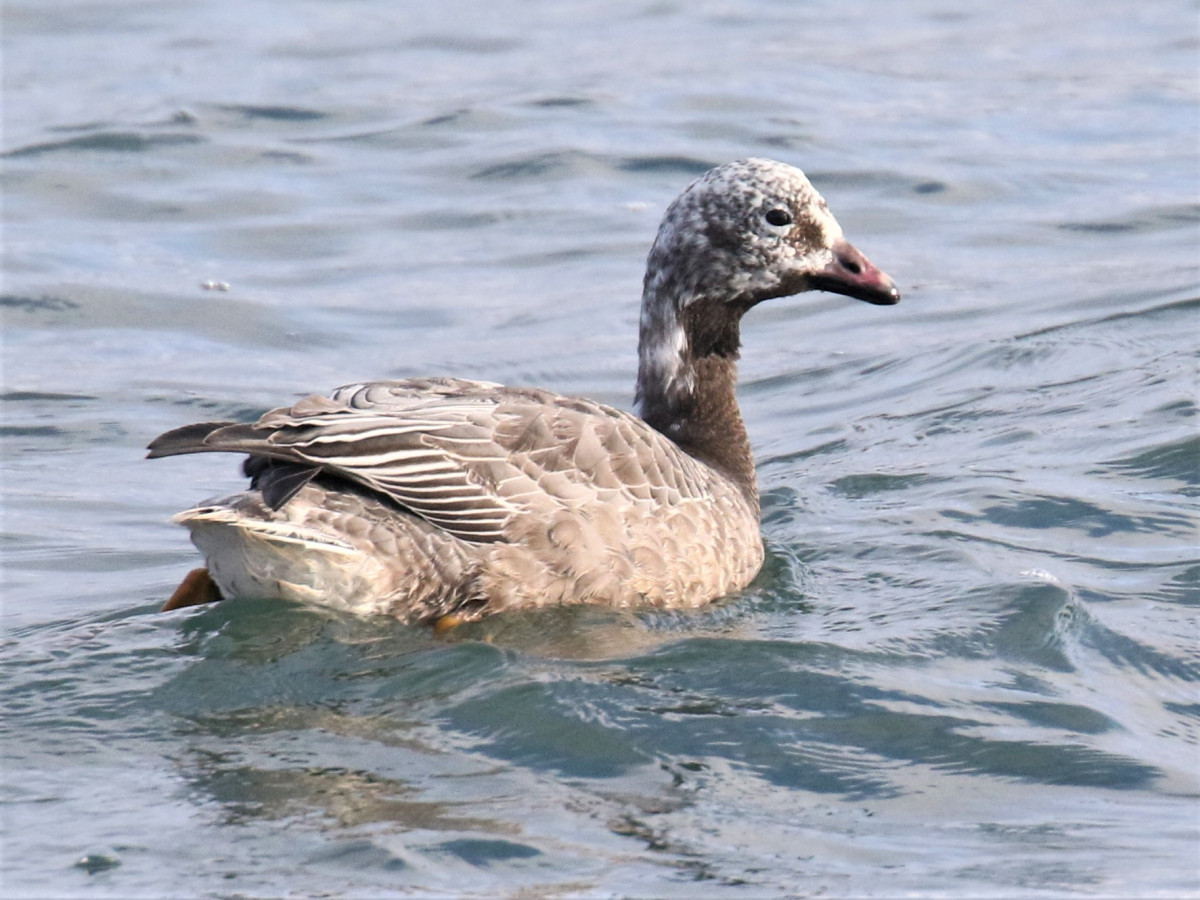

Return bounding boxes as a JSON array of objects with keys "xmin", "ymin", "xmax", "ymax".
[{"xmin": 149, "ymin": 159, "xmax": 899, "ymax": 623}]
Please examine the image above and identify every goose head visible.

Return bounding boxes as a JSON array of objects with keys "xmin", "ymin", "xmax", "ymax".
[{"xmin": 636, "ymin": 158, "xmax": 899, "ymax": 420}]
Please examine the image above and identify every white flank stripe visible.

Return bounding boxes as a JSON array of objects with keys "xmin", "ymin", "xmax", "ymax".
[
  {"xmin": 383, "ymin": 482, "xmax": 474, "ymax": 495},
  {"xmin": 318, "ymin": 453, "xmax": 457, "ymax": 470},
  {"xmin": 424, "ymin": 434, "xmax": 499, "ymax": 448},
  {"xmin": 305, "ymin": 423, "xmax": 454, "ymax": 443},
  {"xmin": 373, "ymin": 470, "xmax": 468, "ymax": 485},
  {"xmin": 409, "ymin": 504, "xmax": 506, "ymax": 518}
]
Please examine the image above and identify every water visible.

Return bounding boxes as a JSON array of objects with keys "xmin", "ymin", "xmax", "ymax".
[{"xmin": 2, "ymin": 0, "xmax": 1197, "ymax": 896}]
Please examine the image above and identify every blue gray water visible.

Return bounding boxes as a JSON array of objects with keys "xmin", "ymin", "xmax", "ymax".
[{"xmin": 3, "ymin": 1, "xmax": 1197, "ymax": 896}]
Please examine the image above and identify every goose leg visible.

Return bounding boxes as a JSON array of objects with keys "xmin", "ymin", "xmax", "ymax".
[{"xmin": 161, "ymin": 567, "xmax": 223, "ymax": 611}]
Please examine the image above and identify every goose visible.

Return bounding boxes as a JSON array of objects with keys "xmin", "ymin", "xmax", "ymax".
[{"xmin": 149, "ymin": 158, "xmax": 899, "ymax": 627}]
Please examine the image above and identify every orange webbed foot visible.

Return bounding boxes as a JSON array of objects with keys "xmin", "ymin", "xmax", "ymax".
[{"xmin": 161, "ymin": 568, "xmax": 223, "ymax": 611}]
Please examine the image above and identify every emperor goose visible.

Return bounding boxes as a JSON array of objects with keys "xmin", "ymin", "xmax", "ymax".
[{"xmin": 149, "ymin": 158, "xmax": 899, "ymax": 626}]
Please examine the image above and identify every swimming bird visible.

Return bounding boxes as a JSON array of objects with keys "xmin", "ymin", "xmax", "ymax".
[{"xmin": 148, "ymin": 158, "xmax": 899, "ymax": 626}]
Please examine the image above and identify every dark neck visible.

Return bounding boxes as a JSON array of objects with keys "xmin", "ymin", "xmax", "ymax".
[{"xmin": 635, "ymin": 310, "xmax": 759, "ymax": 508}]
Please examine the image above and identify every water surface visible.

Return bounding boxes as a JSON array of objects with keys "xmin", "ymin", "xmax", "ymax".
[{"xmin": 3, "ymin": 1, "xmax": 1197, "ymax": 896}]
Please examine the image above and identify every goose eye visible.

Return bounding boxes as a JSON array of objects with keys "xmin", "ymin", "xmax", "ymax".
[{"xmin": 764, "ymin": 208, "xmax": 793, "ymax": 227}]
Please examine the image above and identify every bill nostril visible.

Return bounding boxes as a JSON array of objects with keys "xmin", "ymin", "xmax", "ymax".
[{"xmin": 839, "ymin": 253, "xmax": 862, "ymax": 275}]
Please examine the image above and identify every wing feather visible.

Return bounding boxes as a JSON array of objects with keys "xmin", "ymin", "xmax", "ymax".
[{"xmin": 149, "ymin": 377, "xmax": 714, "ymax": 545}]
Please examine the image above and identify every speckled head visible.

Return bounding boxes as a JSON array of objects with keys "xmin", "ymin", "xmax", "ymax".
[
  {"xmin": 636, "ymin": 159, "xmax": 899, "ymax": 423},
  {"xmin": 642, "ymin": 158, "xmax": 899, "ymax": 314}
]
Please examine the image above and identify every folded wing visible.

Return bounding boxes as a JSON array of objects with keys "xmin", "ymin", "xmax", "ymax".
[{"xmin": 147, "ymin": 377, "xmax": 708, "ymax": 545}]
